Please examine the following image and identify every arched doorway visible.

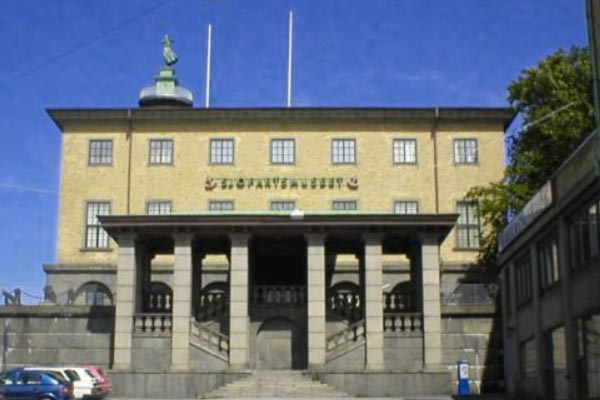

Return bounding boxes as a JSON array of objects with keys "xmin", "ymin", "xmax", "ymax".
[{"xmin": 256, "ymin": 317, "xmax": 298, "ymax": 370}]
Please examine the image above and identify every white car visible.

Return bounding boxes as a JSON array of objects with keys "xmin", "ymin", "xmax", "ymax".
[{"xmin": 24, "ymin": 367, "xmax": 103, "ymax": 399}]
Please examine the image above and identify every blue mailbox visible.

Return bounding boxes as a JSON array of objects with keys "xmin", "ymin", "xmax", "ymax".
[{"xmin": 457, "ymin": 360, "xmax": 470, "ymax": 396}]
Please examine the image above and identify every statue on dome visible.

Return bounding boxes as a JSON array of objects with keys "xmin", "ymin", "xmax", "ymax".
[{"xmin": 162, "ymin": 34, "xmax": 178, "ymax": 67}]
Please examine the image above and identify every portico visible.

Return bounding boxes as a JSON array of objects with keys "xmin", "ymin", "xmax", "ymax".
[{"xmin": 101, "ymin": 212, "xmax": 455, "ymax": 373}]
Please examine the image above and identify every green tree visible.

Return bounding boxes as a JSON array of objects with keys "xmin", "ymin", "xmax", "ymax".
[{"xmin": 468, "ymin": 46, "xmax": 595, "ymax": 268}]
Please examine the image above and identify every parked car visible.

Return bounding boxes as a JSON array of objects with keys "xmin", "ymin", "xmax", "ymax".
[
  {"xmin": 83, "ymin": 366, "xmax": 111, "ymax": 398},
  {"xmin": 0, "ymin": 368, "xmax": 74, "ymax": 400},
  {"xmin": 24, "ymin": 367, "xmax": 101, "ymax": 400}
]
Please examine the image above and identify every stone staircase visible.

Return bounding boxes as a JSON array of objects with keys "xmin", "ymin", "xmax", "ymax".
[{"xmin": 200, "ymin": 370, "xmax": 349, "ymax": 398}]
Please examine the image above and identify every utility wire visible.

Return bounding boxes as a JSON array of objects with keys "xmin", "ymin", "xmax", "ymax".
[
  {"xmin": 0, "ymin": 0, "xmax": 172, "ymax": 88},
  {"xmin": 0, "ymin": 182, "xmax": 56, "ymax": 195}
]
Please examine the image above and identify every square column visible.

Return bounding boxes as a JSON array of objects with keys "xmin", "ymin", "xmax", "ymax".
[
  {"xmin": 306, "ymin": 233, "xmax": 326, "ymax": 368},
  {"xmin": 420, "ymin": 233, "xmax": 442, "ymax": 370},
  {"xmin": 229, "ymin": 233, "xmax": 250, "ymax": 369},
  {"xmin": 171, "ymin": 233, "xmax": 194, "ymax": 370},
  {"xmin": 113, "ymin": 234, "xmax": 137, "ymax": 370},
  {"xmin": 363, "ymin": 233, "xmax": 385, "ymax": 370}
]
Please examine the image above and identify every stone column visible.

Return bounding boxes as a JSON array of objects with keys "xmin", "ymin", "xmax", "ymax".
[
  {"xmin": 306, "ymin": 233, "xmax": 327, "ymax": 368},
  {"xmin": 363, "ymin": 233, "xmax": 385, "ymax": 370},
  {"xmin": 171, "ymin": 233, "xmax": 194, "ymax": 370},
  {"xmin": 113, "ymin": 234, "xmax": 137, "ymax": 370},
  {"xmin": 420, "ymin": 233, "xmax": 442, "ymax": 370},
  {"xmin": 229, "ymin": 233, "xmax": 250, "ymax": 369}
]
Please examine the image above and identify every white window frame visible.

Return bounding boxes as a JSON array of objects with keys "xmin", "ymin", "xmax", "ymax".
[
  {"xmin": 89, "ymin": 140, "xmax": 113, "ymax": 165},
  {"xmin": 208, "ymin": 200, "xmax": 235, "ymax": 211},
  {"xmin": 270, "ymin": 139, "xmax": 295, "ymax": 164},
  {"xmin": 85, "ymin": 201, "xmax": 111, "ymax": 249},
  {"xmin": 394, "ymin": 200, "xmax": 419, "ymax": 214},
  {"xmin": 454, "ymin": 138, "xmax": 478, "ymax": 164},
  {"xmin": 147, "ymin": 201, "xmax": 172, "ymax": 215},
  {"xmin": 331, "ymin": 139, "xmax": 356, "ymax": 164},
  {"xmin": 210, "ymin": 138, "xmax": 234, "ymax": 165},
  {"xmin": 149, "ymin": 139, "xmax": 173, "ymax": 165},
  {"xmin": 393, "ymin": 139, "xmax": 417, "ymax": 164}
]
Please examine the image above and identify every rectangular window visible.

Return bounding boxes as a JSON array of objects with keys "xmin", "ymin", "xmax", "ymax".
[
  {"xmin": 149, "ymin": 139, "xmax": 173, "ymax": 165},
  {"xmin": 85, "ymin": 201, "xmax": 110, "ymax": 249},
  {"xmin": 210, "ymin": 139, "xmax": 234, "ymax": 164},
  {"xmin": 568, "ymin": 199, "xmax": 600, "ymax": 269},
  {"xmin": 456, "ymin": 201, "xmax": 481, "ymax": 248},
  {"xmin": 208, "ymin": 200, "xmax": 234, "ymax": 211},
  {"xmin": 89, "ymin": 140, "xmax": 113, "ymax": 165},
  {"xmin": 147, "ymin": 201, "xmax": 172, "ymax": 215},
  {"xmin": 515, "ymin": 255, "xmax": 532, "ymax": 306},
  {"xmin": 393, "ymin": 139, "xmax": 417, "ymax": 164},
  {"xmin": 332, "ymin": 139, "xmax": 356, "ymax": 164},
  {"xmin": 538, "ymin": 236, "xmax": 560, "ymax": 291},
  {"xmin": 332, "ymin": 200, "xmax": 357, "ymax": 211},
  {"xmin": 454, "ymin": 138, "xmax": 478, "ymax": 164},
  {"xmin": 270, "ymin": 139, "xmax": 295, "ymax": 164},
  {"xmin": 394, "ymin": 200, "xmax": 419, "ymax": 214},
  {"xmin": 270, "ymin": 201, "xmax": 296, "ymax": 211}
]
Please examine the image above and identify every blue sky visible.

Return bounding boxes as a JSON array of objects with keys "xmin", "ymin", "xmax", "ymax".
[{"xmin": 0, "ymin": 0, "xmax": 588, "ymax": 302}]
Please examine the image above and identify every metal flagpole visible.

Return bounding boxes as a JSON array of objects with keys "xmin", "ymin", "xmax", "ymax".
[
  {"xmin": 205, "ymin": 23, "xmax": 213, "ymax": 108},
  {"xmin": 287, "ymin": 10, "xmax": 293, "ymax": 108}
]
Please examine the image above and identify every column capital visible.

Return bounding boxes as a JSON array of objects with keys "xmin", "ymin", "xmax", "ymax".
[
  {"xmin": 229, "ymin": 233, "xmax": 250, "ymax": 245},
  {"xmin": 172, "ymin": 233, "xmax": 194, "ymax": 246},
  {"xmin": 419, "ymin": 232, "xmax": 439, "ymax": 245},
  {"xmin": 305, "ymin": 232, "xmax": 326, "ymax": 244},
  {"xmin": 362, "ymin": 232, "xmax": 384, "ymax": 245},
  {"xmin": 117, "ymin": 233, "xmax": 137, "ymax": 248}
]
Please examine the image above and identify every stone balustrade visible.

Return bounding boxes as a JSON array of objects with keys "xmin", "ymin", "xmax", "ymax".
[
  {"xmin": 195, "ymin": 292, "xmax": 228, "ymax": 321},
  {"xmin": 383, "ymin": 312, "xmax": 422, "ymax": 333},
  {"xmin": 325, "ymin": 319, "xmax": 366, "ymax": 359},
  {"xmin": 252, "ymin": 285, "xmax": 306, "ymax": 306},
  {"xmin": 189, "ymin": 320, "xmax": 229, "ymax": 362},
  {"xmin": 133, "ymin": 313, "xmax": 173, "ymax": 336},
  {"xmin": 328, "ymin": 292, "xmax": 362, "ymax": 321},
  {"xmin": 383, "ymin": 292, "xmax": 414, "ymax": 313},
  {"xmin": 145, "ymin": 291, "xmax": 172, "ymax": 313}
]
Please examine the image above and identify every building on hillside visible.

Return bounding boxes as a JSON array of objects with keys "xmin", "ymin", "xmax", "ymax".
[
  {"xmin": 498, "ymin": 130, "xmax": 600, "ymax": 399},
  {"xmin": 1, "ymin": 51, "xmax": 514, "ymax": 397}
]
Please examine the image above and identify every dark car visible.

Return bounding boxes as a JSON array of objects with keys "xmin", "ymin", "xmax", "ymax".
[{"xmin": 0, "ymin": 368, "xmax": 74, "ymax": 400}]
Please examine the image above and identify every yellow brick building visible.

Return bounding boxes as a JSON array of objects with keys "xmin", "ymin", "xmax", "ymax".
[{"xmin": 40, "ymin": 64, "xmax": 514, "ymax": 397}]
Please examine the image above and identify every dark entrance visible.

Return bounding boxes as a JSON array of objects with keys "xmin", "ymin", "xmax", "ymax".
[{"xmin": 250, "ymin": 235, "xmax": 308, "ymax": 369}]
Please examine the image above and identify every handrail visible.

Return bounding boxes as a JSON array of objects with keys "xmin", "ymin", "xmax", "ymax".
[
  {"xmin": 189, "ymin": 320, "xmax": 229, "ymax": 362},
  {"xmin": 383, "ymin": 312, "xmax": 422, "ymax": 333},
  {"xmin": 326, "ymin": 319, "xmax": 366, "ymax": 358}
]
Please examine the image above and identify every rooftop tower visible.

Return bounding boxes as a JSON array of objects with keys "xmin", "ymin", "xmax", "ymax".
[{"xmin": 139, "ymin": 35, "xmax": 193, "ymax": 108}]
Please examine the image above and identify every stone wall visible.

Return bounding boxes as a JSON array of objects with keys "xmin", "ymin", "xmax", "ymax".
[{"xmin": 0, "ymin": 305, "xmax": 114, "ymax": 369}]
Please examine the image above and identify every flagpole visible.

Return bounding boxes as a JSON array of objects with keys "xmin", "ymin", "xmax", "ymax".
[
  {"xmin": 287, "ymin": 10, "xmax": 293, "ymax": 108},
  {"xmin": 205, "ymin": 23, "xmax": 212, "ymax": 108}
]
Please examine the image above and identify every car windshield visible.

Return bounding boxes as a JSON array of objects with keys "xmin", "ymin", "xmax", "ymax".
[
  {"xmin": 84, "ymin": 369, "xmax": 96, "ymax": 379},
  {"xmin": 65, "ymin": 370, "xmax": 80, "ymax": 381}
]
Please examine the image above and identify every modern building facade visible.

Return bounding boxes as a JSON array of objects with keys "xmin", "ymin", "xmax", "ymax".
[
  {"xmin": 499, "ymin": 131, "xmax": 600, "ymax": 399},
  {"xmin": 0, "ymin": 61, "xmax": 514, "ymax": 397}
]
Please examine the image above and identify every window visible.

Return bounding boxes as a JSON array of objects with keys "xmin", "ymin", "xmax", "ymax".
[
  {"xmin": 208, "ymin": 200, "xmax": 234, "ymax": 211},
  {"xmin": 270, "ymin": 201, "xmax": 296, "ymax": 211},
  {"xmin": 78, "ymin": 282, "xmax": 113, "ymax": 306},
  {"xmin": 394, "ymin": 200, "xmax": 419, "ymax": 214},
  {"xmin": 149, "ymin": 139, "xmax": 173, "ymax": 164},
  {"xmin": 515, "ymin": 255, "xmax": 532, "ymax": 306},
  {"xmin": 538, "ymin": 236, "xmax": 560, "ymax": 291},
  {"xmin": 454, "ymin": 138, "xmax": 478, "ymax": 164},
  {"xmin": 89, "ymin": 140, "xmax": 113, "ymax": 165},
  {"xmin": 147, "ymin": 201, "xmax": 172, "ymax": 215},
  {"xmin": 85, "ymin": 202, "xmax": 110, "ymax": 249},
  {"xmin": 210, "ymin": 139, "xmax": 234, "ymax": 164},
  {"xmin": 271, "ymin": 139, "xmax": 295, "ymax": 164},
  {"xmin": 456, "ymin": 201, "xmax": 481, "ymax": 248},
  {"xmin": 393, "ymin": 139, "xmax": 417, "ymax": 164},
  {"xmin": 569, "ymin": 199, "xmax": 600, "ymax": 269},
  {"xmin": 332, "ymin": 200, "xmax": 357, "ymax": 211},
  {"xmin": 332, "ymin": 139, "xmax": 356, "ymax": 164}
]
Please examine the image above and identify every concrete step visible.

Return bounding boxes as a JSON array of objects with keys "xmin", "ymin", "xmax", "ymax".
[{"xmin": 200, "ymin": 370, "xmax": 350, "ymax": 398}]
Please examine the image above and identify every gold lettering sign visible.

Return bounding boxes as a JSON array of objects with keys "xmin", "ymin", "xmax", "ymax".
[{"xmin": 204, "ymin": 176, "xmax": 358, "ymax": 191}]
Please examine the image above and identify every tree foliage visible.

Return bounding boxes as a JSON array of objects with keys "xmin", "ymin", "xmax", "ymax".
[{"xmin": 467, "ymin": 46, "xmax": 595, "ymax": 268}]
